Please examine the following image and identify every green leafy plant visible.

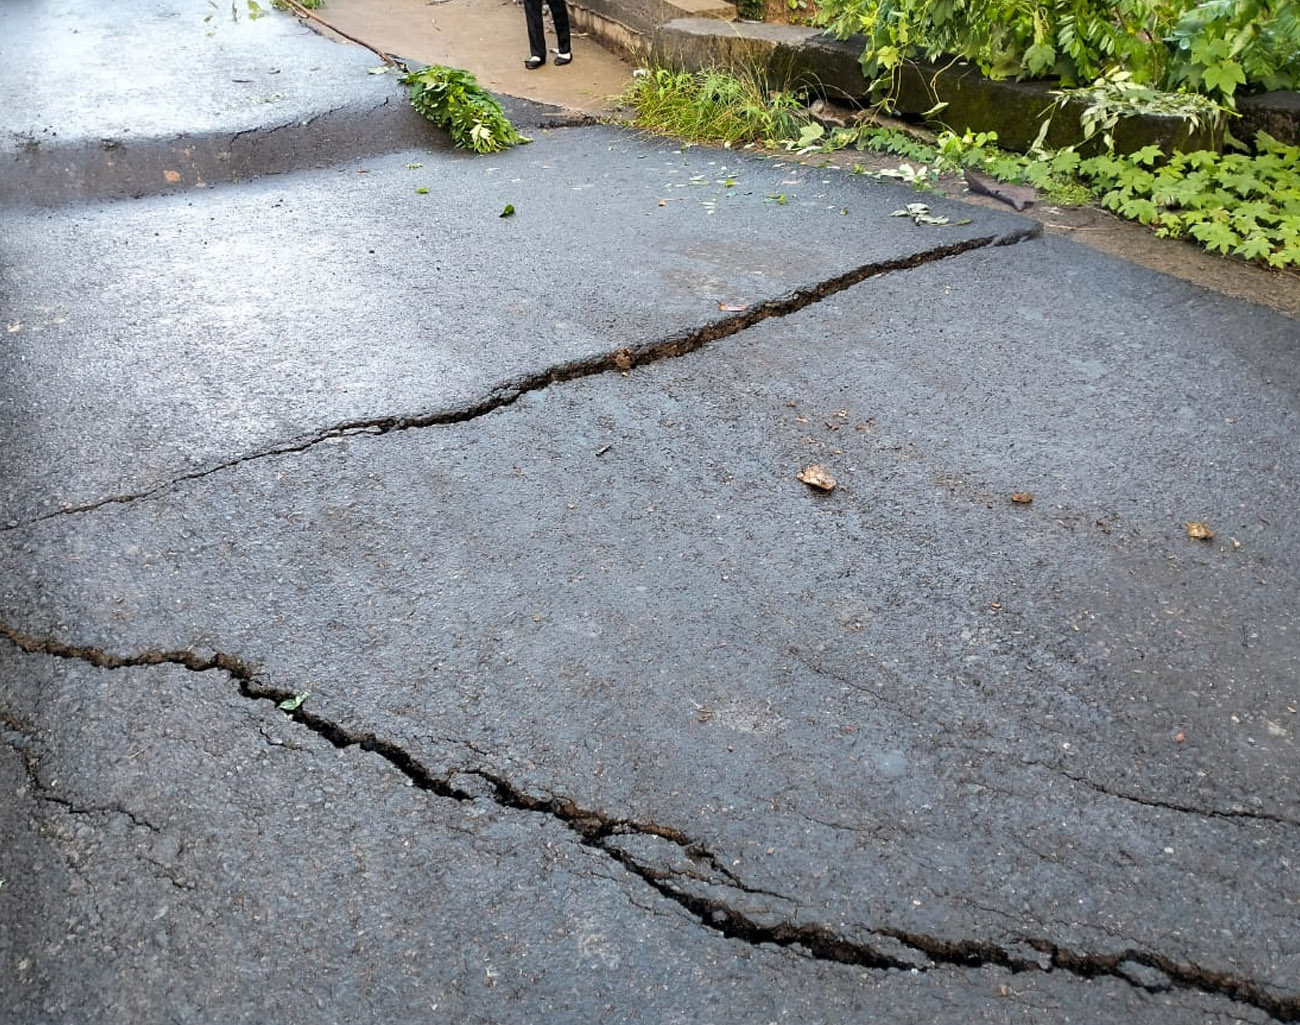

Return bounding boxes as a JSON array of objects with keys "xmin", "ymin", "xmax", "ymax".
[
  {"xmin": 794, "ymin": 118, "xmax": 1298, "ymax": 264},
  {"xmin": 813, "ymin": 0, "xmax": 1300, "ymax": 104},
  {"xmin": 814, "ymin": 0, "xmax": 1170, "ymax": 91},
  {"xmin": 1050, "ymin": 69, "xmax": 1230, "ymax": 152},
  {"xmin": 1168, "ymin": 0, "xmax": 1300, "ymax": 97},
  {"xmin": 1080, "ymin": 131, "xmax": 1300, "ymax": 266},
  {"xmin": 402, "ymin": 65, "xmax": 530, "ymax": 153},
  {"xmin": 620, "ymin": 67, "xmax": 812, "ymax": 145}
]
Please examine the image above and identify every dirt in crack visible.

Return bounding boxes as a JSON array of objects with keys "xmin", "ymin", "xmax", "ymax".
[
  {"xmin": 4, "ymin": 228, "xmax": 1038, "ymax": 533},
  {"xmin": 2, "ymin": 622, "xmax": 1295, "ymax": 1022}
]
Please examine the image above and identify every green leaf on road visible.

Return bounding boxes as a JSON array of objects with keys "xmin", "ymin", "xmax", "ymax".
[
  {"xmin": 500, "ymin": 203, "xmax": 516, "ymax": 217},
  {"xmin": 278, "ymin": 690, "xmax": 310, "ymax": 712}
]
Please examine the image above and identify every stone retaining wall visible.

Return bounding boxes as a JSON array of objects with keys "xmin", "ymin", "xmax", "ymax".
[{"xmin": 574, "ymin": 1, "xmax": 1300, "ymax": 154}]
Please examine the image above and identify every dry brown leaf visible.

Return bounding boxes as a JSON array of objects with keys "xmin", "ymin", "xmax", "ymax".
[
  {"xmin": 163, "ymin": 169, "xmax": 182, "ymax": 184},
  {"xmin": 1186, "ymin": 521, "xmax": 1215, "ymax": 540},
  {"xmin": 1011, "ymin": 492, "xmax": 1034, "ymax": 504},
  {"xmin": 613, "ymin": 348, "xmax": 633, "ymax": 371},
  {"xmin": 798, "ymin": 465, "xmax": 837, "ymax": 491}
]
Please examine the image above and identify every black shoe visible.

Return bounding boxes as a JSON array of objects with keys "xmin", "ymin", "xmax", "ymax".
[
  {"xmin": 525, "ymin": 55, "xmax": 545, "ymax": 69},
  {"xmin": 553, "ymin": 50, "xmax": 572, "ymax": 65}
]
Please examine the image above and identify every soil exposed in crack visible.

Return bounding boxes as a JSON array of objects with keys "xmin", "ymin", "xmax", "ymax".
[
  {"xmin": 1, "ymin": 623, "xmax": 1295, "ymax": 1022},
  {"xmin": 2, "ymin": 229, "xmax": 1035, "ymax": 533}
]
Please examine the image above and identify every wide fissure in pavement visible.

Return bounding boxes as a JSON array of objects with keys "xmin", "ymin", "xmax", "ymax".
[
  {"xmin": 2, "ymin": 625, "xmax": 1294, "ymax": 1022},
  {"xmin": 3, "ymin": 225, "xmax": 1037, "ymax": 535}
]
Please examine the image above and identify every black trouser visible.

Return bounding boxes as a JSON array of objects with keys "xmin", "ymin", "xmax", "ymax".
[{"xmin": 524, "ymin": 0, "xmax": 570, "ymax": 58}]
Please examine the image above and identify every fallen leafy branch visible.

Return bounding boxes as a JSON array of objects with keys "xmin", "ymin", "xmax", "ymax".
[{"xmin": 402, "ymin": 65, "xmax": 530, "ymax": 154}]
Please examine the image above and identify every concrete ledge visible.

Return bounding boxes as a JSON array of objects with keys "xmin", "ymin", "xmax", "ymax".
[
  {"xmin": 1238, "ymin": 90, "xmax": 1300, "ymax": 147},
  {"xmin": 651, "ymin": 18, "xmax": 818, "ymax": 73},
  {"xmin": 650, "ymin": 19, "xmax": 1300, "ymax": 155},
  {"xmin": 573, "ymin": 0, "xmax": 734, "ymax": 59},
  {"xmin": 571, "ymin": 3, "xmax": 651, "ymax": 59},
  {"xmin": 890, "ymin": 61, "xmax": 1222, "ymax": 154}
]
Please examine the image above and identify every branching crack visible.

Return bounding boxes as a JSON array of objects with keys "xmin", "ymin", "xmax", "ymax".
[
  {"xmin": 1, "ymin": 711, "xmax": 162, "ymax": 834},
  {"xmin": 3, "ymin": 229, "xmax": 1038, "ymax": 532},
  {"xmin": 3, "ymin": 621, "xmax": 1292, "ymax": 1021},
  {"xmin": 1022, "ymin": 758, "xmax": 1299, "ymax": 828}
]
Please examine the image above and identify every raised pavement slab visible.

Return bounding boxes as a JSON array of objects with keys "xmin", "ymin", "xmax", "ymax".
[
  {"xmin": 0, "ymin": 128, "xmax": 1030, "ymax": 526},
  {"xmin": 0, "ymin": 0, "xmax": 447, "ymax": 204}
]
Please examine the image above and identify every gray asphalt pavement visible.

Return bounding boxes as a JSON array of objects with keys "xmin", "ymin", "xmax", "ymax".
[{"xmin": 2, "ymin": 2, "xmax": 1298, "ymax": 1024}]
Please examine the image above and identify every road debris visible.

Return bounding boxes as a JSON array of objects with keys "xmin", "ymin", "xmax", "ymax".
[
  {"xmin": 798, "ymin": 465, "xmax": 837, "ymax": 491},
  {"xmin": 891, "ymin": 202, "xmax": 949, "ymax": 226}
]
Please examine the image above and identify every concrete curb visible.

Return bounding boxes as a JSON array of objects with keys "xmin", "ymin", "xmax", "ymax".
[{"xmin": 651, "ymin": 19, "xmax": 1237, "ymax": 154}]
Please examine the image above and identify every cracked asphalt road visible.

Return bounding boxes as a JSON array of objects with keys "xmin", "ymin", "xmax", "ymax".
[{"xmin": 2, "ymin": 2, "xmax": 1298, "ymax": 1022}]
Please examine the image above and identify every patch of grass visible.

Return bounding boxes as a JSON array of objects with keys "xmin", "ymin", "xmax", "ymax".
[{"xmin": 620, "ymin": 67, "xmax": 813, "ymax": 146}]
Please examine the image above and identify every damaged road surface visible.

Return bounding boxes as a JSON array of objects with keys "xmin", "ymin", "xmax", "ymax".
[{"xmin": 2, "ymin": 2, "xmax": 1299, "ymax": 1023}]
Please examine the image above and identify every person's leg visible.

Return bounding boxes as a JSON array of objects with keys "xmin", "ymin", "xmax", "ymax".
[
  {"xmin": 549, "ymin": 0, "xmax": 572, "ymax": 59},
  {"xmin": 523, "ymin": 0, "xmax": 546, "ymax": 66}
]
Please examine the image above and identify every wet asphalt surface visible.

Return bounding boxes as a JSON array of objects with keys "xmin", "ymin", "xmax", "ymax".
[{"xmin": 2, "ymin": 2, "xmax": 1299, "ymax": 1023}]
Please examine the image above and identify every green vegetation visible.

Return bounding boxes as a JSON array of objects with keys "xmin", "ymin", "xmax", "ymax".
[
  {"xmin": 402, "ymin": 65, "xmax": 530, "ymax": 153},
  {"xmin": 800, "ymin": 121, "xmax": 1300, "ymax": 266},
  {"xmin": 813, "ymin": 0, "xmax": 1300, "ymax": 103},
  {"xmin": 1080, "ymin": 133, "xmax": 1300, "ymax": 266},
  {"xmin": 619, "ymin": 68, "xmax": 813, "ymax": 146}
]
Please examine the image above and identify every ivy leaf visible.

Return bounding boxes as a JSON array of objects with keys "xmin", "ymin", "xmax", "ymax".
[
  {"xmin": 1117, "ymin": 165, "xmax": 1155, "ymax": 191},
  {"xmin": 1130, "ymin": 145, "xmax": 1163, "ymax": 167},
  {"xmin": 1119, "ymin": 197, "xmax": 1159, "ymax": 224},
  {"xmin": 1183, "ymin": 151, "xmax": 1219, "ymax": 171},
  {"xmin": 1233, "ymin": 234, "xmax": 1274, "ymax": 261},
  {"xmin": 1050, "ymin": 149, "xmax": 1082, "ymax": 175},
  {"xmin": 1024, "ymin": 42, "xmax": 1056, "ymax": 74},
  {"xmin": 1216, "ymin": 168, "xmax": 1263, "ymax": 197},
  {"xmin": 1188, "ymin": 219, "xmax": 1239, "ymax": 253},
  {"xmin": 1190, "ymin": 37, "xmax": 1230, "ymax": 66},
  {"xmin": 1231, "ymin": 201, "xmax": 1277, "ymax": 230},
  {"xmin": 1202, "ymin": 59, "xmax": 1246, "ymax": 96}
]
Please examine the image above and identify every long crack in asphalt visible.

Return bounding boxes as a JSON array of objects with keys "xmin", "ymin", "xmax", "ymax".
[
  {"xmin": 0, "ymin": 623, "xmax": 1294, "ymax": 1023},
  {"xmin": 2, "ymin": 227, "xmax": 1037, "ymax": 533}
]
